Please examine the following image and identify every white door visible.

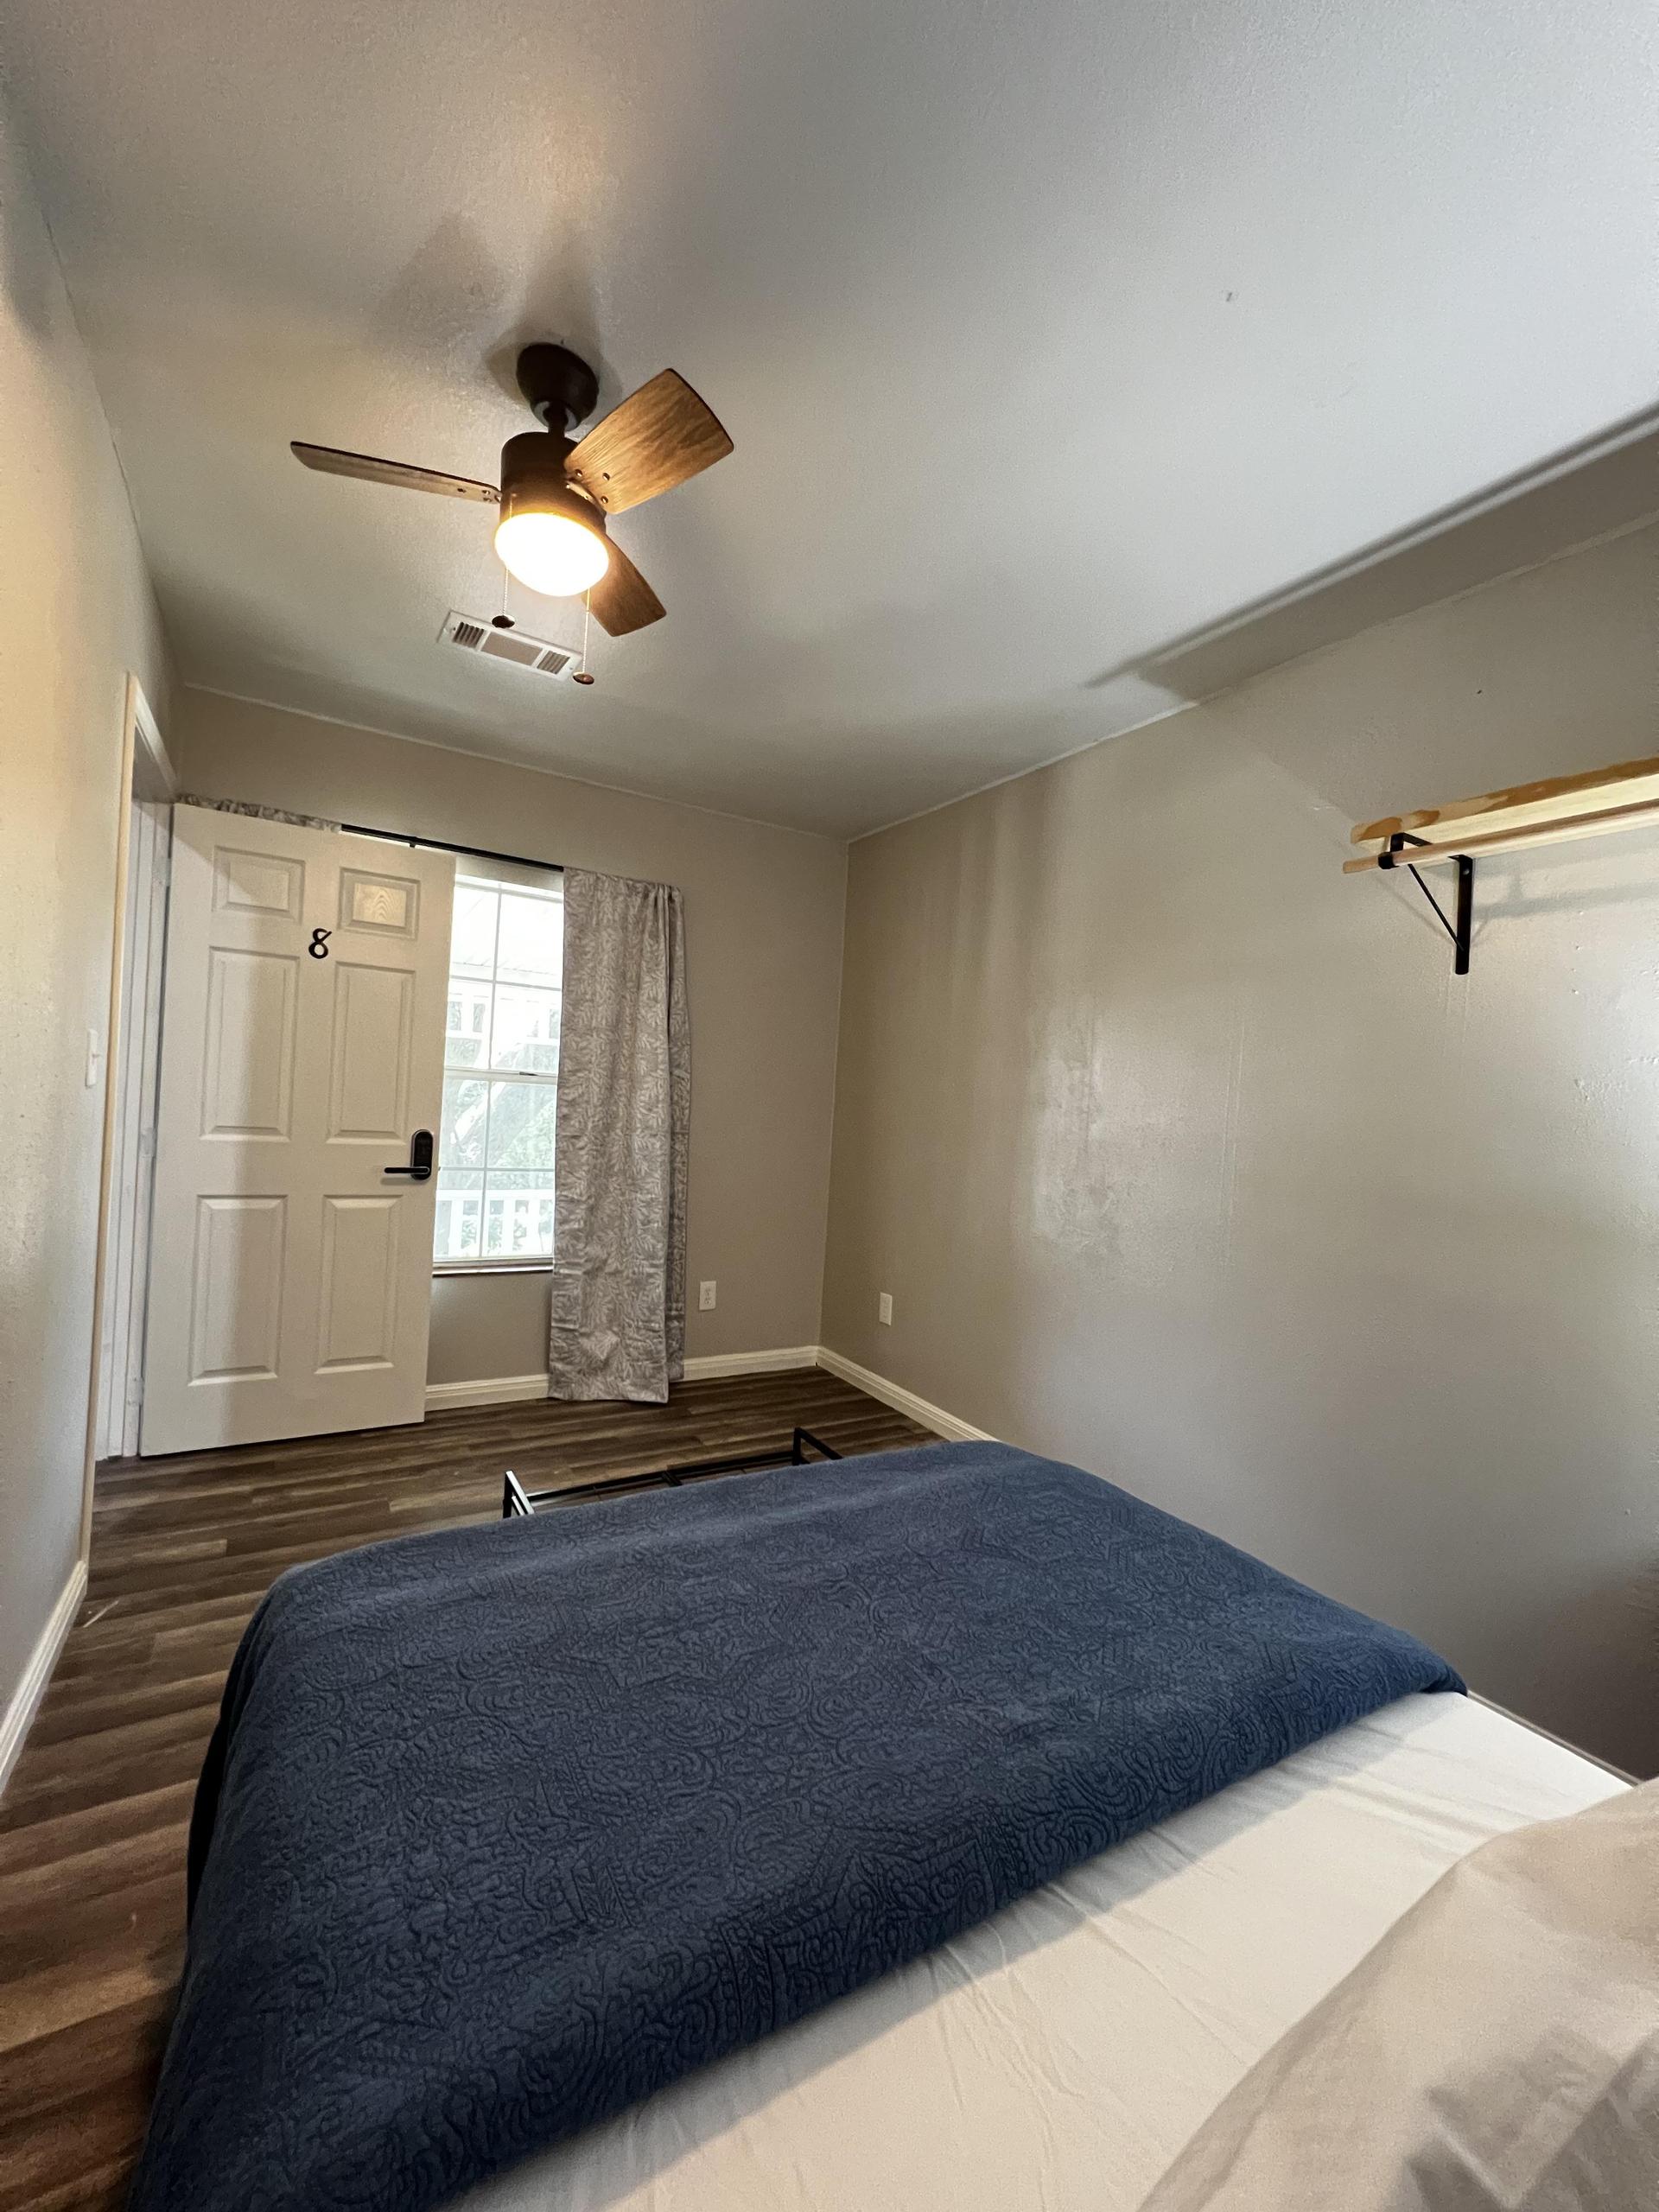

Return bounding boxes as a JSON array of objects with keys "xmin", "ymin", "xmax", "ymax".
[{"xmin": 141, "ymin": 805, "xmax": 454, "ymax": 1453}]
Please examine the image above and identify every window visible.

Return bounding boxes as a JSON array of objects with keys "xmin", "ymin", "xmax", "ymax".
[{"xmin": 434, "ymin": 873, "xmax": 563, "ymax": 1266}]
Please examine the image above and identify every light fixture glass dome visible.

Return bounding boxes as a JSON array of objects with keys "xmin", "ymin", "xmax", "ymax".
[{"xmin": 493, "ymin": 509, "xmax": 611, "ymax": 598}]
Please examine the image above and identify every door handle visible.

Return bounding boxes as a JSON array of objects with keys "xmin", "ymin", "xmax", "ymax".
[{"xmin": 384, "ymin": 1128, "xmax": 434, "ymax": 1181}]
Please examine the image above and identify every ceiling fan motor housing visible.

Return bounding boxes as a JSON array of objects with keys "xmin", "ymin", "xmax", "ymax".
[
  {"xmin": 514, "ymin": 342, "xmax": 601, "ymax": 433},
  {"xmin": 497, "ymin": 432, "xmax": 607, "ymax": 534}
]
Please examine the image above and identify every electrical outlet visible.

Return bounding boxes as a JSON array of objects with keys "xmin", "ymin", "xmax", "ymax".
[
  {"xmin": 698, "ymin": 1280, "xmax": 716, "ymax": 1311},
  {"xmin": 878, "ymin": 1291, "xmax": 893, "ymax": 1325}
]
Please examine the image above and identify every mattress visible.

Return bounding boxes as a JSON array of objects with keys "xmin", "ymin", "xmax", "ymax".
[{"xmin": 459, "ymin": 1693, "xmax": 1623, "ymax": 2212}]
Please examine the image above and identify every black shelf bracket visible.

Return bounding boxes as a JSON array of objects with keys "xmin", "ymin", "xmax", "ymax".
[{"xmin": 1378, "ymin": 832, "xmax": 1474, "ymax": 976}]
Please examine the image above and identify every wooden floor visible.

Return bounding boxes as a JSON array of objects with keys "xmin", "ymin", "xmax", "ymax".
[{"xmin": 0, "ymin": 1369, "xmax": 928, "ymax": 2212}]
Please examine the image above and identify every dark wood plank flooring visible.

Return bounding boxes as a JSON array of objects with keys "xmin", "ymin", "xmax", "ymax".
[{"xmin": 0, "ymin": 1370, "xmax": 928, "ymax": 2211}]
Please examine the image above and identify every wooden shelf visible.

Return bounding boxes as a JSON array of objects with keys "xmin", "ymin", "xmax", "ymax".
[
  {"xmin": 1345, "ymin": 751, "xmax": 1659, "ymax": 875},
  {"xmin": 1344, "ymin": 750, "xmax": 1659, "ymax": 976}
]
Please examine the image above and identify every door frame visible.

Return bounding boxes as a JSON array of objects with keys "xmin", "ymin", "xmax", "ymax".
[
  {"xmin": 96, "ymin": 792, "xmax": 172, "ymax": 1460},
  {"xmin": 80, "ymin": 677, "xmax": 175, "ymax": 1544}
]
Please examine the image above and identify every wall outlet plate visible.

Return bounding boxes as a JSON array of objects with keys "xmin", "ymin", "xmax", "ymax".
[
  {"xmin": 698, "ymin": 1280, "xmax": 717, "ymax": 1311},
  {"xmin": 878, "ymin": 1291, "xmax": 893, "ymax": 1325}
]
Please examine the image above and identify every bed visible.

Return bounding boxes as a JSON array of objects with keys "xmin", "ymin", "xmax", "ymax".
[
  {"xmin": 461, "ymin": 1694, "xmax": 1623, "ymax": 2212},
  {"xmin": 129, "ymin": 1439, "xmax": 1624, "ymax": 2212}
]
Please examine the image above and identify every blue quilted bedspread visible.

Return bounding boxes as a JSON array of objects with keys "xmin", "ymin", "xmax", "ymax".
[{"xmin": 130, "ymin": 1440, "xmax": 1460, "ymax": 2212}]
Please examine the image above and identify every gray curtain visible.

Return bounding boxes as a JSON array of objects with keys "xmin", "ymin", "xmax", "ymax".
[{"xmin": 547, "ymin": 868, "xmax": 690, "ymax": 1403}]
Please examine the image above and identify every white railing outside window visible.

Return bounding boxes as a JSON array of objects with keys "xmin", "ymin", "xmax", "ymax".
[{"xmin": 434, "ymin": 871, "xmax": 563, "ymax": 1267}]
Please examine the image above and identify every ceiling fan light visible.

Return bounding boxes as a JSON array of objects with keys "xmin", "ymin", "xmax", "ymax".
[
  {"xmin": 493, "ymin": 430, "xmax": 613, "ymax": 598},
  {"xmin": 493, "ymin": 510, "xmax": 610, "ymax": 598}
]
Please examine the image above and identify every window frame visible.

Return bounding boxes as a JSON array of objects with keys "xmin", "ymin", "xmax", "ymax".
[{"xmin": 432, "ymin": 866, "xmax": 563, "ymax": 1275}]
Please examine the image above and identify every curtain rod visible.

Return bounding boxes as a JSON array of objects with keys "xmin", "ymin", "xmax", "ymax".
[{"xmin": 339, "ymin": 821, "xmax": 564, "ymax": 877}]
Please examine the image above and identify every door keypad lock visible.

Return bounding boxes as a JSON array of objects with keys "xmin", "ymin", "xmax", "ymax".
[{"xmin": 384, "ymin": 1128, "xmax": 434, "ymax": 1182}]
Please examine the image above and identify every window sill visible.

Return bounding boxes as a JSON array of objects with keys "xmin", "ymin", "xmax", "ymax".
[{"xmin": 433, "ymin": 1262, "xmax": 556, "ymax": 1279}]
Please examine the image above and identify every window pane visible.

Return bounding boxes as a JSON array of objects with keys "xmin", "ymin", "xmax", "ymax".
[
  {"xmin": 434, "ymin": 1171, "xmax": 483, "ymax": 1262},
  {"xmin": 485, "ymin": 1172, "xmax": 556, "ymax": 1258},
  {"xmin": 489, "ymin": 985, "xmax": 561, "ymax": 1074},
  {"xmin": 449, "ymin": 885, "xmax": 499, "ymax": 976},
  {"xmin": 440, "ymin": 1077, "xmax": 491, "ymax": 1169},
  {"xmin": 444, "ymin": 980, "xmax": 492, "ymax": 1068},
  {"xmin": 486, "ymin": 1079, "xmax": 557, "ymax": 1169},
  {"xmin": 496, "ymin": 893, "xmax": 563, "ymax": 988},
  {"xmin": 435, "ymin": 880, "xmax": 563, "ymax": 1266}
]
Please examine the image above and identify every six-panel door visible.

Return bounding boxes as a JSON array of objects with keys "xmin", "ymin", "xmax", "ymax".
[{"xmin": 140, "ymin": 807, "xmax": 455, "ymax": 1453}]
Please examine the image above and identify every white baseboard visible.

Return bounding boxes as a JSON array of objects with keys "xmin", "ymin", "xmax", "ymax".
[
  {"xmin": 0, "ymin": 1559, "xmax": 87, "ymax": 1800},
  {"xmin": 426, "ymin": 1372, "xmax": 550, "ymax": 1411},
  {"xmin": 424, "ymin": 1344, "xmax": 990, "ymax": 1447},
  {"xmin": 427, "ymin": 1347, "xmax": 821, "ymax": 1412},
  {"xmin": 683, "ymin": 1346, "xmax": 820, "ymax": 1380},
  {"xmin": 814, "ymin": 1346, "xmax": 995, "ymax": 1444}
]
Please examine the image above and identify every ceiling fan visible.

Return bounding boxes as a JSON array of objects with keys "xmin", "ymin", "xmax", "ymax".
[{"xmin": 291, "ymin": 345, "xmax": 732, "ymax": 637}]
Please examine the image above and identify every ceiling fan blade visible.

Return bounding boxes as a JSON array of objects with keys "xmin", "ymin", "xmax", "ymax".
[
  {"xmin": 290, "ymin": 442, "xmax": 499, "ymax": 505},
  {"xmin": 564, "ymin": 370, "xmax": 733, "ymax": 515},
  {"xmin": 589, "ymin": 541, "xmax": 666, "ymax": 637}
]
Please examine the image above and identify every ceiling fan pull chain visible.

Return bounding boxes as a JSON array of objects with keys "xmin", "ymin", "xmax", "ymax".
[
  {"xmin": 574, "ymin": 590, "xmax": 596, "ymax": 684},
  {"xmin": 492, "ymin": 566, "xmax": 513, "ymax": 631}
]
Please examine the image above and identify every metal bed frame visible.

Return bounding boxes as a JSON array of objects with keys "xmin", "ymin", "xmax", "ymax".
[{"xmin": 502, "ymin": 1427, "xmax": 842, "ymax": 1519}]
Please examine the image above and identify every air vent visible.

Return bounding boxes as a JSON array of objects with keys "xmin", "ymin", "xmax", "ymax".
[{"xmin": 441, "ymin": 610, "xmax": 577, "ymax": 681}]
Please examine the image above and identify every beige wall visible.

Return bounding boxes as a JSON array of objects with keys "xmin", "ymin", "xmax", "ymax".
[
  {"xmin": 0, "ymin": 93, "xmax": 173, "ymax": 1719},
  {"xmin": 169, "ymin": 691, "xmax": 847, "ymax": 1382},
  {"xmin": 823, "ymin": 518, "xmax": 1659, "ymax": 1777}
]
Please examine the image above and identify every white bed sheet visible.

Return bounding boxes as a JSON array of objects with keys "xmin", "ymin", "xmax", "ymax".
[{"xmin": 459, "ymin": 1695, "xmax": 1624, "ymax": 2212}]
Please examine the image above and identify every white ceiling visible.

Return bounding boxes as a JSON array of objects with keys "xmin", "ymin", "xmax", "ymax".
[{"xmin": 5, "ymin": 1, "xmax": 1656, "ymax": 836}]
